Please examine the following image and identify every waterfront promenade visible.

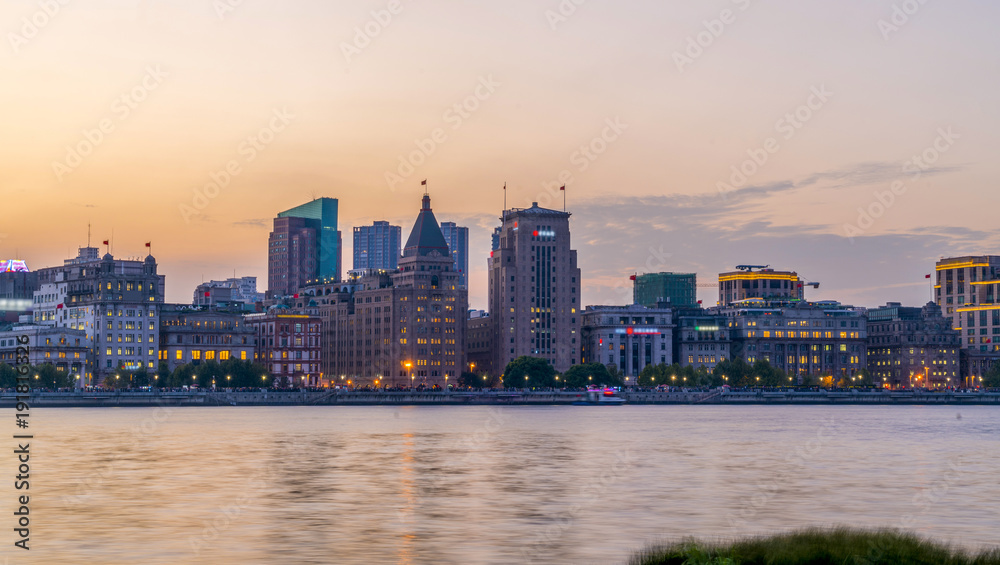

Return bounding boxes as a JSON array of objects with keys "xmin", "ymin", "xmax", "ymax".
[{"xmin": 3, "ymin": 388, "xmax": 1000, "ymax": 407}]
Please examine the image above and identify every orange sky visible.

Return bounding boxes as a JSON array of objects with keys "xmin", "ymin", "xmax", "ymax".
[{"xmin": 2, "ymin": 0, "xmax": 998, "ymax": 309}]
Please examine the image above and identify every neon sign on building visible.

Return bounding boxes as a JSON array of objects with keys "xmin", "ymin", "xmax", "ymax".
[{"xmin": 0, "ymin": 260, "xmax": 29, "ymax": 273}]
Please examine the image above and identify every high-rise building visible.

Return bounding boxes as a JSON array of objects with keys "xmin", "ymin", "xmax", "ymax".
[
  {"xmin": 268, "ymin": 198, "xmax": 342, "ymax": 297},
  {"xmin": 718, "ymin": 267, "xmax": 803, "ymax": 306},
  {"xmin": 581, "ymin": 304, "xmax": 674, "ymax": 381},
  {"xmin": 488, "ymin": 202, "xmax": 581, "ymax": 374},
  {"xmin": 633, "ymin": 272, "xmax": 697, "ymax": 308},
  {"xmin": 866, "ymin": 302, "xmax": 961, "ymax": 388},
  {"xmin": 439, "ymin": 222, "xmax": 469, "ymax": 288},
  {"xmin": 934, "ymin": 256, "xmax": 1000, "ymax": 353},
  {"xmin": 313, "ymin": 194, "xmax": 467, "ymax": 388},
  {"xmin": 32, "ymin": 247, "xmax": 165, "ymax": 384},
  {"xmin": 466, "ymin": 310, "xmax": 492, "ymax": 378},
  {"xmin": 353, "ymin": 221, "xmax": 401, "ymax": 271}
]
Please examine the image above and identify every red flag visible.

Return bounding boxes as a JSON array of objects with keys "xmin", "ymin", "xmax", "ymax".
[
  {"xmin": 560, "ymin": 185, "xmax": 565, "ymax": 191},
  {"xmin": 204, "ymin": 291, "xmax": 210, "ymax": 297},
  {"xmin": 293, "ymin": 293, "xmax": 299, "ymax": 299},
  {"xmin": 925, "ymin": 274, "xmax": 931, "ymax": 279},
  {"xmin": 56, "ymin": 303, "xmax": 64, "ymax": 309},
  {"xmin": 629, "ymin": 275, "xmax": 637, "ymax": 281},
  {"xmin": 421, "ymin": 180, "xmax": 427, "ymax": 186},
  {"xmin": 103, "ymin": 240, "xmax": 109, "ymax": 245},
  {"xmin": 145, "ymin": 242, "xmax": 151, "ymax": 248}
]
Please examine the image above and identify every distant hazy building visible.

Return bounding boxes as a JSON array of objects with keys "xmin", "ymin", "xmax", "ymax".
[
  {"xmin": 721, "ymin": 299, "xmax": 866, "ymax": 382},
  {"xmin": 194, "ymin": 276, "xmax": 261, "ymax": 307},
  {"xmin": 489, "ymin": 202, "xmax": 581, "ymax": 374},
  {"xmin": 439, "ymin": 222, "xmax": 469, "ymax": 289},
  {"xmin": 353, "ymin": 221, "xmax": 401, "ymax": 272},
  {"xmin": 158, "ymin": 305, "xmax": 256, "ymax": 373},
  {"xmin": 633, "ymin": 272, "xmax": 697, "ymax": 308},
  {"xmin": 866, "ymin": 302, "xmax": 961, "ymax": 388},
  {"xmin": 935, "ymin": 256, "xmax": 1000, "ymax": 356},
  {"xmin": 268, "ymin": 198, "xmax": 342, "ymax": 298},
  {"xmin": 719, "ymin": 267, "xmax": 803, "ymax": 306},
  {"xmin": 32, "ymin": 247, "xmax": 165, "ymax": 383},
  {"xmin": 581, "ymin": 304, "xmax": 674, "ymax": 381}
]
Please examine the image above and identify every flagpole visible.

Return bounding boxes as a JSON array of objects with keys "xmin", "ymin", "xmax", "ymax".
[{"xmin": 503, "ymin": 182, "xmax": 507, "ymax": 219}]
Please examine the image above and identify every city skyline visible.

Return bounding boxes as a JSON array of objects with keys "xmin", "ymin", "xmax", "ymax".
[{"xmin": 3, "ymin": 0, "xmax": 998, "ymax": 310}]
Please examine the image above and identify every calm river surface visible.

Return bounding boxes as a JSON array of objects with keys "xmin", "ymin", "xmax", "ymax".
[{"xmin": 5, "ymin": 405, "xmax": 1000, "ymax": 564}]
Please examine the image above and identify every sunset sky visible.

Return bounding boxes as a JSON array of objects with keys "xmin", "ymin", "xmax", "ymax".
[{"xmin": 2, "ymin": 0, "xmax": 998, "ymax": 309}]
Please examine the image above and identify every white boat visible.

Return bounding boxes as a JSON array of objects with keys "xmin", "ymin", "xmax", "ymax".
[{"xmin": 573, "ymin": 386, "xmax": 626, "ymax": 405}]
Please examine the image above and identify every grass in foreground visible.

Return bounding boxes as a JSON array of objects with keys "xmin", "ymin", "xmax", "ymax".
[{"xmin": 629, "ymin": 527, "xmax": 1000, "ymax": 565}]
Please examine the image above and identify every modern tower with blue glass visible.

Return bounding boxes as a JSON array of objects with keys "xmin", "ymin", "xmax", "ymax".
[{"xmin": 268, "ymin": 198, "xmax": 342, "ymax": 297}]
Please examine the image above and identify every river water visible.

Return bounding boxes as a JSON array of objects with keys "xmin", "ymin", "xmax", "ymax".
[{"xmin": 5, "ymin": 405, "xmax": 999, "ymax": 564}]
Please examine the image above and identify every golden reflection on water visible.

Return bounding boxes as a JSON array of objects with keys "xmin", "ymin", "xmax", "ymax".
[{"xmin": 5, "ymin": 405, "xmax": 1000, "ymax": 564}]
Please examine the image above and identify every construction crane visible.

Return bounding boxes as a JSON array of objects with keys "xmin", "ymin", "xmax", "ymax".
[{"xmin": 735, "ymin": 265, "xmax": 770, "ymax": 272}]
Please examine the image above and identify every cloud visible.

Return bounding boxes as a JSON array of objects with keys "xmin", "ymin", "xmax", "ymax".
[{"xmin": 232, "ymin": 218, "xmax": 269, "ymax": 228}]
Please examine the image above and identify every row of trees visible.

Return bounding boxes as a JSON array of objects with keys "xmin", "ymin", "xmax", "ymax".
[
  {"xmin": 0, "ymin": 359, "xmax": 274, "ymax": 390},
  {"xmin": 476, "ymin": 356, "xmax": 879, "ymax": 389}
]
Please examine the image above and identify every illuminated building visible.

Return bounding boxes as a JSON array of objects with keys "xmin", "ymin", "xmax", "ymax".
[
  {"xmin": 866, "ymin": 302, "xmax": 960, "ymax": 388},
  {"xmin": 489, "ymin": 202, "xmax": 581, "ymax": 374},
  {"xmin": 675, "ymin": 310, "xmax": 731, "ymax": 371},
  {"xmin": 466, "ymin": 310, "xmax": 493, "ymax": 378},
  {"xmin": 633, "ymin": 272, "xmax": 697, "ymax": 308},
  {"xmin": 32, "ymin": 247, "xmax": 164, "ymax": 384},
  {"xmin": 353, "ymin": 221, "xmax": 401, "ymax": 271},
  {"xmin": 244, "ymin": 309, "xmax": 321, "ymax": 387},
  {"xmin": 721, "ymin": 299, "xmax": 866, "ymax": 382},
  {"xmin": 580, "ymin": 304, "xmax": 674, "ymax": 380},
  {"xmin": 158, "ymin": 305, "xmax": 256, "ymax": 373},
  {"xmin": 0, "ymin": 325, "xmax": 90, "ymax": 378},
  {"xmin": 268, "ymin": 198, "xmax": 342, "ymax": 298},
  {"xmin": 309, "ymin": 193, "xmax": 467, "ymax": 388},
  {"xmin": 0, "ymin": 260, "xmax": 37, "ymax": 321},
  {"xmin": 718, "ymin": 267, "xmax": 803, "ymax": 306},
  {"xmin": 935, "ymin": 256, "xmax": 1000, "ymax": 352}
]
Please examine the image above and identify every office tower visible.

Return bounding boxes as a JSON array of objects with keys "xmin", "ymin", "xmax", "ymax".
[
  {"xmin": 488, "ymin": 202, "xmax": 581, "ymax": 374},
  {"xmin": 353, "ymin": 221, "xmax": 401, "ymax": 271},
  {"xmin": 633, "ymin": 272, "xmax": 697, "ymax": 308},
  {"xmin": 439, "ymin": 221, "xmax": 469, "ymax": 288},
  {"xmin": 268, "ymin": 198, "xmax": 342, "ymax": 297}
]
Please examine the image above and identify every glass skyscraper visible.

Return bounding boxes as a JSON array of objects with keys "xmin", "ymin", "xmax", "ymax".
[
  {"xmin": 353, "ymin": 221, "xmax": 401, "ymax": 271},
  {"xmin": 439, "ymin": 222, "xmax": 469, "ymax": 289}
]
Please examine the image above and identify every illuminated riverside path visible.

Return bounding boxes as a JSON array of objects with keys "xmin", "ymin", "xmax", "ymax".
[{"xmin": 3, "ymin": 389, "xmax": 1000, "ymax": 407}]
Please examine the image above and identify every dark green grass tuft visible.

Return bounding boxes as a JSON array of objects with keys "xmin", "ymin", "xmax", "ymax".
[{"xmin": 629, "ymin": 527, "xmax": 1000, "ymax": 565}]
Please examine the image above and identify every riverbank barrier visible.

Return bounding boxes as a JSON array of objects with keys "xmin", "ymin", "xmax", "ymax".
[{"xmin": 2, "ymin": 389, "xmax": 1000, "ymax": 408}]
